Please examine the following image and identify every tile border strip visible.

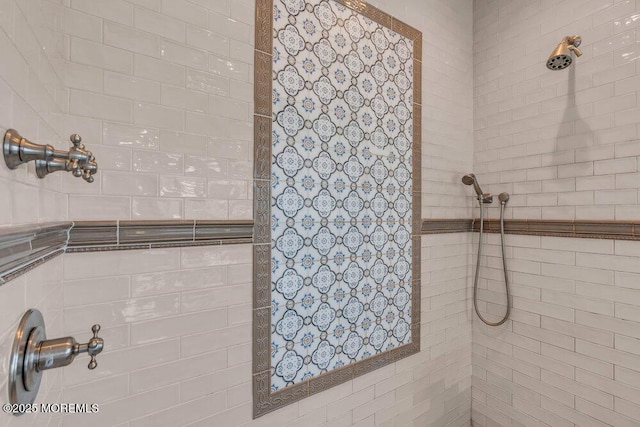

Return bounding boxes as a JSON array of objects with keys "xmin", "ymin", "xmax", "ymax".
[
  {"xmin": 422, "ymin": 218, "xmax": 640, "ymax": 240},
  {"xmin": 421, "ymin": 219, "xmax": 474, "ymax": 234},
  {"xmin": 0, "ymin": 220, "xmax": 255, "ymax": 284},
  {"xmin": 67, "ymin": 220, "xmax": 254, "ymax": 252},
  {"xmin": 471, "ymin": 218, "xmax": 640, "ymax": 240},
  {"xmin": 251, "ymin": 0, "xmax": 423, "ymax": 418},
  {"xmin": 0, "ymin": 222, "xmax": 72, "ymax": 285},
  {"xmin": 5, "ymin": 218, "xmax": 639, "ymax": 285}
]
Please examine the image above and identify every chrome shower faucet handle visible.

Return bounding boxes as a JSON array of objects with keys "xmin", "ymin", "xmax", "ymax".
[
  {"xmin": 3, "ymin": 129, "xmax": 98, "ymax": 182},
  {"xmin": 35, "ymin": 323, "xmax": 104, "ymax": 372},
  {"xmin": 8, "ymin": 310, "xmax": 105, "ymax": 413},
  {"xmin": 67, "ymin": 134, "xmax": 98, "ymax": 183},
  {"xmin": 85, "ymin": 325, "xmax": 104, "ymax": 370}
]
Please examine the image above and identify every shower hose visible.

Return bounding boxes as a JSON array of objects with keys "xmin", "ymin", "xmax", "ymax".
[{"xmin": 472, "ymin": 199, "xmax": 511, "ymax": 326}]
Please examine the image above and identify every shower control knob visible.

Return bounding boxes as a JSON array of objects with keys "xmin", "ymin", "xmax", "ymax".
[
  {"xmin": 86, "ymin": 324, "xmax": 104, "ymax": 370},
  {"xmin": 8, "ymin": 310, "xmax": 105, "ymax": 410}
]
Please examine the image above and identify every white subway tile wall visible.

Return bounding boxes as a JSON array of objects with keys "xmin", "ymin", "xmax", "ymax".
[
  {"xmin": 472, "ymin": 1, "xmax": 640, "ymax": 426},
  {"xmin": 0, "ymin": 0, "xmax": 68, "ymax": 425},
  {"xmin": 475, "ymin": 0, "xmax": 640, "ymax": 221},
  {"xmin": 0, "ymin": 258, "xmax": 65, "ymax": 425},
  {"xmin": 54, "ymin": 234, "xmax": 472, "ymax": 427},
  {"xmin": 472, "ymin": 233, "xmax": 640, "ymax": 426},
  {"xmin": 0, "ymin": 0, "xmax": 475, "ymax": 426},
  {"xmin": 0, "ymin": 0, "xmax": 68, "ymax": 226},
  {"xmin": 62, "ymin": 0, "xmax": 255, "ymax": 220}
]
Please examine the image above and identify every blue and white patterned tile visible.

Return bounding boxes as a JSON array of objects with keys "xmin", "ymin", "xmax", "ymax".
[
  {"xmin": 273, "ymin": 306, "xmax": 306, "ymax": 343},
  {"xmin": 391, "ymin": 285, "xmax": 411, "ymax": 312},
  {"xmin": 328, "ymin": 97, "xmax": 351, "ymax": 128},
  {"xmin": 340, "ymin": 295, "xmax": 366, "ymax": 327},
  {"xmin": 358, "ymin": 144, "xmax": 378, "ymax": 169},
  {"xmin": 305, "ymin": 338, "xmax": 335, "ymax": 377},
  {"xmin": 358, "ymin": 212, "xmax": 377, "ymax": 232},
  {"xmin": 356, "ymin": 244, "xmax": 376, "ymax": 270},
  {"xmin": 273, "ymin": 264, "xmax": 304, "ymax": 300},
  {"xmin": 293, "ymin": 286, "xmax": 322, "ymax": 320},
  {"xmin": 403, "ymin": 298, "xmax": 413, "ymax": 325},
  {"xmin": 328, "ymin": 281, "xmax": 349, "ymax": 307},
  {"xmin": 328, "ymin": 346, "xmax": 350, "ymax": 371},
  {"xmin": 270, "ymin": 0, "xmax": 415, "ymax": 388},
  {"xmin": 340, "ymin": 330, "xmax": 366, "ymax": 363},
  {"xmin": 394, "ymin": 69, "xmax": 412, "ymax": 95},
  {"xmin": 355, "ymin": 106, "xmax": 378, "ymax": 134},
  {"xmin": 308, "ymin": 302, "xmax": 337, "ymax": 337},
  {"xmin": 382, "ymin": 114, "xmax": 401, "ymax": 140},
  {"xmin": 327, "ymin": 173, "xmax": 351, "ymax": 198},
  {"xmin": 297, "ymin": 88, "xmax": 322, "ymax": 120},
  {"xmin": 379, "ymin": 299, "xmax": 403, "ymax": 331},
  {"xmin": 297, "ymin": 15, "xmax": 323, "ymax": 49},
  {"xmin": 272, "ymin": 344, "xmax": 311, "ymax": 389},
  {"xmin": 272, "ymin": 80, "xmax": 290, "ymax": 116},
  {"xmin": 328, "ymin": 138, "xmax": 351, "ymax": 165}
]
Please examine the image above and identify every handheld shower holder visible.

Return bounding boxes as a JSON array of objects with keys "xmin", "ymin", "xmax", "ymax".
[
  {"xmin": 479, "ymin": 194, "xmax": 493, "ymax": 204},
  {"xmin": 462, "ymin": 173, "xmax": 493, "ymax": 204}
]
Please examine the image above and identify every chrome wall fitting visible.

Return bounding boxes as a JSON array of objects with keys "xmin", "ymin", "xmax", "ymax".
[
  {"xmin": 3, "ymin": 129, "xmax": 98, "ymax": 182},
  {"xmin": 8, "ymin": 309, "xmax": 104, "ymax": 414}
]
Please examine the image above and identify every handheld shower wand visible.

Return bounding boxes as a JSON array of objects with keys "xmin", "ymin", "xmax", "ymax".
[
  {"xmin": 462, "ymin": 173, "xmax": 493, "ymax": 204},
  {"xmin": 463, "ymin": 174, "xmax": 511, "ymax": 327}
]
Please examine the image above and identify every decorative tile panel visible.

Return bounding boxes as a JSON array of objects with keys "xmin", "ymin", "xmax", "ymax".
[{"xmin": 253, "ymin": 0, "xmax": 421, "ymax": 417}]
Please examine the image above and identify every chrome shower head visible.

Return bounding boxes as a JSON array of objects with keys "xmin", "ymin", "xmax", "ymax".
[
  {"xmin": 547, "ymin": 35, "xmax": 582, "ymax": 70},
  {"xmin": 462, "ymin": 173, "xmax": 483, "ymax": 197}
]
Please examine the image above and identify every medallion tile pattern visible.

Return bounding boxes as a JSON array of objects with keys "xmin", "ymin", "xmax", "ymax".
[{"xmin": 269, "ymin": 0, "xmax": 416, "ymax": 391}]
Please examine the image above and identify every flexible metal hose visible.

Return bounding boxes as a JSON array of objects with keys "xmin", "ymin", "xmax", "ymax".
[{"xmin": 472, "ymin": 199, "xmax": 511, "ymax": 326}]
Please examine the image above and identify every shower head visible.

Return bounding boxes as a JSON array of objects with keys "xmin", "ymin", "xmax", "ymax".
[
  {"xmin": 547, "ymin": 35, "xmax": 582, "ymax": 70},
  {"xmin": 462, "ymin": 173, "xmax": 492, "ymax": 203}
]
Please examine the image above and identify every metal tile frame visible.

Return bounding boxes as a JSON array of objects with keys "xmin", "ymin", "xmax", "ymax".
[{"xmin": 252, "ymin": 0, "xmax": 423, "ymax": 417}]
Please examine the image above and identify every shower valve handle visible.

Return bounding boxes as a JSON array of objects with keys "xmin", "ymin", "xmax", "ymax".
[
  {"xmin": 8, "ymin": 310, "xmax": 104, "ymax": 411},
  {"xmin": 81, "ymin": 324, "xmax": 104, "ymax": 370}
]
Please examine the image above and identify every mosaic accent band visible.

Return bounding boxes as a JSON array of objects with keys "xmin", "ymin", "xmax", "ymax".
[{"xmin": 252, "ymin": 0, "xmax": 422, "ymax": 417}]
